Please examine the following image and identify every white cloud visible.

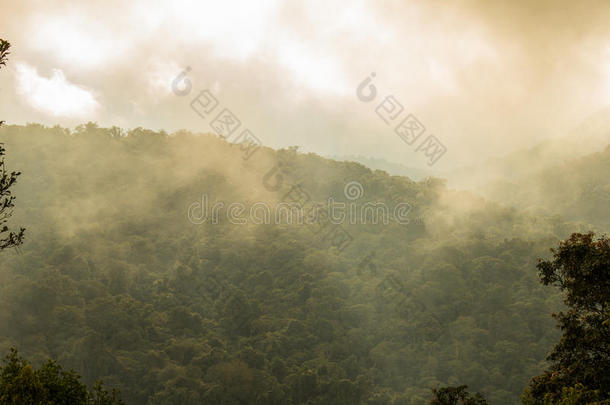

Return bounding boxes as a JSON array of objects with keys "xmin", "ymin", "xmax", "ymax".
[
  {"xmin": 601, "ymin": 45, "xmax": 610, "ymax": 104},
  {"xmin": 27, "ymin": 12, "xmax": 126, "ymax": 70},
  {"xmin": 15, "ymin": 63, "xmax": 99, "ymax": 118},
  {"xmin": 276, "ymin": 39, "xmax": 350, "ymax": 96},
  {"xmin": 129, "ymin": 0, "xmax": 279, "ymax": 61},
  {"xmin": 145, "ymin": 60, "xmax": 184, "ymax": 98}
]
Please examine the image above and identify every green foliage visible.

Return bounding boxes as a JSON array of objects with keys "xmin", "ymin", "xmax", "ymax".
[
  {"xmin": 0, "ymin": 348, "xmax": 123, "ymax": 404},
  {"xmin": 430, "ymin": 385, "xmax": 489, "ymax": 404},
  {"xmin": 525, "ymin": 233, "xmax": 610, "ymax": 404}
]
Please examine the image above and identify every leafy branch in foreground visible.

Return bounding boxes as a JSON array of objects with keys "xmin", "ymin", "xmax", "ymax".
[
  {"xmin": 0, "ymin": 38, "xmax": 24, "ymax": 251},
  {"xmin": 0, "ymin": 39, "xmax": 10, "ymax": 67},
  {"xmin": 0, "ymin": 144, "xmax": 25, "ymax": 250}
]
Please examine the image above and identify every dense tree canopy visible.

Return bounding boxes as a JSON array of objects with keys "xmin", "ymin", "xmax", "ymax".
[{"xmin": 0, "ymin": 122, "xmax": 607, "ymax": 403}]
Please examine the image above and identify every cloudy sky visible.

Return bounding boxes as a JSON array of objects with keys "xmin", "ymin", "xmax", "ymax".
[{"xmin": 2, "ymin": 0, "xmax": 610, "ymax": 170}]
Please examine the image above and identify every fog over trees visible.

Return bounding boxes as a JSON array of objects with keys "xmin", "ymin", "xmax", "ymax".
[{"xmin": 1, "ymin": 3, "xmax": 609, "ymax": 402}]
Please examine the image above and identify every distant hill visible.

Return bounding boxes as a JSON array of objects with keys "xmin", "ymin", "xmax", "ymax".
[
  {"xmin": 483, "ymin": 144, "xmax": 610, "ymax": 231},
  {"xmin": 447, "ymin": 109, "xmax": 610, "ymax": 191},
  {"xmin": 328, "ymin": 154, "xmax": 442, "ymax": 181}
]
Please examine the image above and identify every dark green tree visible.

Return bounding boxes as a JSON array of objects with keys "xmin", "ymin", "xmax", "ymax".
[
  {"xmin": 429, "ymin": 385, "xmax": 489, "ymax": 404},
  {"xmin": 524, "ymin": 233, "xmax": 610, "ymax": 403},
  {"xmin": 0, "ymin": 348, "xmax": 123, "ymax": 404},
  {"xmin": 0, "ymin": 38, "xmax": 24, "ymax": 250}
]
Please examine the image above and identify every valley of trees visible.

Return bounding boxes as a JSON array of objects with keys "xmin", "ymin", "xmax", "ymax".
[{"xmin": 0, "ymin": 121, "xmax": 608, "ymax": 404}]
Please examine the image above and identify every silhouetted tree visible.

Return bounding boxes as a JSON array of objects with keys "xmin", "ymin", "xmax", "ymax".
[
  {"xmin": 524, "ymin": 233, "xmax": 610, "ymax": 403},
  {"xmin": 0, "ymin": 39, "xmax": 9, "ymax": 69},
  {"xmin": 0, "ymin": 39, "xmax": 24, "ymax": 251}
]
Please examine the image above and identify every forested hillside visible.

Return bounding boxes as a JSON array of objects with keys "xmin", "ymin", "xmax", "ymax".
[
  {"xmin": 0, "ymin": 123, "xmax": 602, "ymax": 404},
  {"xmin": 446, "ymin": 118, "xmax": 610, "ymax": 193},
  {"xmin": 483, "ymin": 144, "xmax": 610, "ymax": 231}
]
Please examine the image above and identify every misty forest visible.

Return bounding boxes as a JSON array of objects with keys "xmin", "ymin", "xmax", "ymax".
[{"xmin": 1, "ymin": 4, "xmax": 610, "ymax": 405}]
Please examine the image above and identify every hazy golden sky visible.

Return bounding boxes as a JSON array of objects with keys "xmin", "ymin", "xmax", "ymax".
[{"xmin": 2, "ymin": 0, "xmax": 610, "ymax": 170}]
